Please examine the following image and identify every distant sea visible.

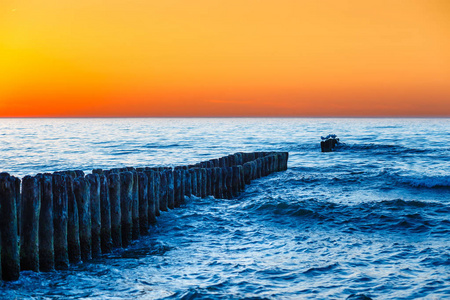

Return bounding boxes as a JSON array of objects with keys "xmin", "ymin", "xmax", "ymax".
[{"xmin": 0, "ymin": 118, "xmax": 449, "ymax": 299}]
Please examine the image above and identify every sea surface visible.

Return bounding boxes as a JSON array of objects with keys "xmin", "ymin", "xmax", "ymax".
[{"xmin": 0, "ymin": 118, "xmax": 449, "ymax": 300}]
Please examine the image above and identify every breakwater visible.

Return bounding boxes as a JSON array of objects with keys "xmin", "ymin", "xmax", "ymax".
[{"xmin": 0, "ymin": 151, "xmax": 288, "ymax": 281}]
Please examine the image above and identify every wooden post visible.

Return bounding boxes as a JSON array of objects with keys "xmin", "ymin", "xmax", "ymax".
[
  {"xmin": 0, "ymin": 173, "xmax": 20, "ymax": 281},
  {"xmin": 184, "ymin": 169, "xmax": 191, "ymax": 198},
  {"xmin": 208, "ymin": 168, "xmax": 214, "ymax": 196},
  {"xmin": 14, "ymin": 177, "xmax": 21, "ymax": 247},
  {"xmin": 236, "ymin": 152, "xmax": 244, "ymax": 166},
  {"xmin": 197, "ymin": 168, "xmax": 203, "ymax": 198},
  {"xmin": 276, "ymin": 153, "xmax": 282, "ymax": 172},
  {"xmin": 251, "ymin": 161, "xmax": 258, "ymax": 180},
  {"xmin": 159, "ymin": 171, "xmax": 169, "ymax": 211},
  {"xmin": 108, "ymin": 173, "xmax": 121, "ymax": 248},
  {"xmin": 238, "ymin": 165, "xmax": 245, "ymax": 192},
  {"xmin": 20, "ymin": 176, "xmax": 40, "ymax": 272},
  {"xmin": 227, "ymin": 167, "xmax": 235, "ymax": 199},
  {"xmin": 99, "ymin": 174, "xmax": 112, "ymax": 254},
  {"xmin": 154, "ymin": 172, "xmax": 161, "ymax": 216},
  {"xmin": 66, "ymin": 175, "xmax": 81, "ymax": 264},
  {"xmin": 179, "ymin": 169, "xmax": 185, "ymax": 203},
  {"xmin": 38, "ymin": 174, "xmax": 54, "ymax": 271},
  {"xmin": 269, "ymin": 155, "xmax": 275, "ymax": 174},
  {"xmin": 221, "ymin": 167, "xmax": 227, "ymax": 199},
  {"xmin": 256, "ymin": 158, "xmax": 262, "ymax": 178},
  {"xmin": 263, "ymin": 156, "xmax": 269, "ymax": 176},
  {"xmin": 53, "ymin": 173, "xmax": 69, "ymax": 269},
  {"xmin": 131, "ymin": 171, "xmax": 140, "ymax": 240},
  {"xmin": 272, "ymin": 154, "xmax": 279, "ymax": 172},
  {"xmin": 138, "ymin": 172, "xmax": 148, "ymax": 235},
  {"xmin": 189, "ymin": 169, "xmax": 197, "ymax": 197},
  {"xmin": 206, "ymin": 168, "xmax": 212, "ymax": 196},
  {"xmin": 173, "ymin": 169, "xmax": 181, "ymax": 207},
  {"xmin": 214, "ymin": 168, "xmax": 222, "ymax": 199},
  {"xmin": 120, "ymin": 172, "xmax": 133, "ymax": 248},
  {"xmin": 243, "ymin": 162, "xmax": 252, "ymax": 185},
  {"xmin": 283, "ymin": 152, "xmax": 289, "ymax": 170},
  {"xmin": 232, "ymin": 166, "xmax": 240, "ymax": 197},
  {"xmin": 145, "ymin": 171, "xmax": 157, "ymax": 223},
  {"xmin": 167, "ymin": 170, "xmax": 175, "ymax": 209},
  {"xmin": 87, "ymin": 174, "xmax": 101, "ymax": 258},
  {"xmin": 219, "ymin": 157, "xmax": 226, "ymax": 168},
  {"xmin": 74, "ymin": 176, "xmax": 91, "ymax": 261}
]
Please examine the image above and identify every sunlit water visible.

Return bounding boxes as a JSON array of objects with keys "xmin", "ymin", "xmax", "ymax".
[{"xmin": 0, "ymin": 118, "xmax": 449, "ymax": 299}]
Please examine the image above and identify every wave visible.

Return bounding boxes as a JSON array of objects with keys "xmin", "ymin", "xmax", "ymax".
[
  {"xmin": 397, "ymin": 175, "xmax": 450, "ymax": 188},
  {"xmin": 242, "ymin": 198, "xmax": 449, "ymax": 236},
  {"xmin": 338, "ymin": 143, "xmax": 431, "ymax": 155}
]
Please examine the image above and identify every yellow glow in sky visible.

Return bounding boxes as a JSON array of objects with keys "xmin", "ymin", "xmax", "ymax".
[{"xmin": 1, "ymin": 0, "xmax": 449, "ymax": 116}]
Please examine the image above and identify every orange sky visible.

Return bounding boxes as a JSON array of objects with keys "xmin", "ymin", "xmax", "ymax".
[{"xmin": 1, "ymin": 0, "xmax": 449, "ymax": 117}]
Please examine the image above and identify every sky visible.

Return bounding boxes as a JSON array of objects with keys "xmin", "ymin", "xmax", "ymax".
[{"xmin": 1, "ymin": 0, "xmax": 449, "ymax": 117}]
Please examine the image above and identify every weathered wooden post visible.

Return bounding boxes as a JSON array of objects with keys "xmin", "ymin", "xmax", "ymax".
[
  {"xmin": 207, "ymin": 168, "xmax": 213, "ymax": 196},
  {"xmin": 144, "ymin": 170, "xmax": 156, "ymax": 223},
  {"xmin": 87, "ymin": 174, "xmax": 101, "ymax": 258},
  {"xmin": 236, "ymin": 152, "xmax": 244, "ymax": 166},
  {"xmin": 189, "ymin": 169, "xmax": 197, "ymax": 197},
  {"xmin": 0, "ymin": 173, "xmax": 20, "ymax": 280},
  {"xmin": 263, "ymin": 156, "xmax": 269, "ymax": 176},
  {"xmin": 108, "ymin": 173, "xmax": 121, "ymax": 248},
  {"xmin": 232, "ymin": 166, "xmax": 240, "ymax": 197},
  {"xmin": 269, "ymin": 155, "xmax": 275, "ymax": 174},
  {"xmin": 99, "ymin": 174, "xmax": 112, "ymax": 254},
  {"xmin": 66, "ymin": 175, "xmax": 81, "ymax": 264},
  {"xmin": 167, "ymin": 170, "xmax": 175, "ymax": 209},
  {"xmin": 154, "ymin": 172, "xmax": 161, "ymax": 216},
  {"xmin": 200, "ymin": 168, "xmax": 206, "ymax": 198},
  {"xmin": 238, "ymin": 165, "xmax": 245, "ymax": 191},
  {"xmin": 276, "ymin": 153, "xmax": 282, "ymax": 171},
  {"xmin": 74, "ymin": 176, "xmax": 91, "ymax": 261},
  {"xmin": 283, "ymin": 152, "xmax": 289, "ymax": 170},
  {"xmin": 53, "ymin": 173, "xmax": 69, "ymax": 269},
  {"xmin": 120, "ymin": 172, "xmax": 133, "ymax": 248},
  {"xmin": 20, "ymin": 176, "xmax": 40, "ymax": 272},
  {"xmin": 159, "ymin": 171, "xmax": 168, "ymax": 212},
  {"xmin": 227, "ymin": 167, "xmax": 235, "ymax": 199},
  {"xmin": 14, "ymin": 177, "xmax": 21, "ymax": 246},
  {"xmin": 180, "ymin": 169, "xmax": 185, "ymax": 203},
  {"xmin": 194, "ymin": 168, "xmax": 201, "ymax": 198},
  {"xmin": 221, "ymin": 167, "xmax": 228, "ymax": 199},
  {"xmin": 213, "ymin": 167, "xmax": 222, "ymax": 199},
  {"xmin": 219, "ymin": 157, "xmax": 226, "ymax": 169},
  {"xmin": 173, "ymin": 169, "xmax": 181, "ymax": 208},
  {"xmin": 138, "ymin": 172, "xmax": 148, "ymax": 235},
  {"xmin": 251, "ymin": 161, "xmax": 258, "ymax": 180},
  {"xmin": 243, "ymin": 162, "xmax": 252, "ymax": 185},
  {"xmin": 272, "ymin": 154, "xmax": 279, "ymax": 172},
  {"xmin": 130, "ymin": 171, "xmax": 140, "ymax": 240},
  {"xmin": 205, "ymin": 168, "xmax": 212, "ymax": 196},
  {"xmin": 256, "ymin": 158, "xmax": 263, "ymax": 178},
  {"xmin": 38, "ymin": 174, "xmax": 54, "ymax": 271},
  {"xmin": 184, "ymin": 168, "xmax": 191, "ymax": 198}
]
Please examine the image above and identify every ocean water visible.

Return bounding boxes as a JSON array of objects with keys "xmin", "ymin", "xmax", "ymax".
[{"xmin": 0, "ymin": 118, "xmax": 449, "ymax": 300}]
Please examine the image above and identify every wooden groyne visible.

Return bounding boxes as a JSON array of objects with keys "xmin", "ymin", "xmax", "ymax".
[{"xmin": 0, "ymin": 151, "xmax": 288, "ymax": 281}]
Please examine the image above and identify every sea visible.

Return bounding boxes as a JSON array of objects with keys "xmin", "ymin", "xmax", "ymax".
[{"xmin": 0, "ymin": 118, "xmax": 449, "ymax": 300}]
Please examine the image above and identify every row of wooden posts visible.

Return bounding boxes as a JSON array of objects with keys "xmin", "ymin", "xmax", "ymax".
[{"xmin": 0, "ymin": 151, "xmax": 288, "ymax": 281}]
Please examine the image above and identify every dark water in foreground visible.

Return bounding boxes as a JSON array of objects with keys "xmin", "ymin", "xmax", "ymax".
[{"xmin": 0, "ymin": 118, "xmax": 449, "ymax": 299}]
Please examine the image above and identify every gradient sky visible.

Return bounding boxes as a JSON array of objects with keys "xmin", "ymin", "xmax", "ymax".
[{"xmin": 1, "ymin": 0, "xmax": 449, "ymax": 117}]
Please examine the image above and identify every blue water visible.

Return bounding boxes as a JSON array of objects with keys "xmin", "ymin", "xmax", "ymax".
[{"xmin": 0, "ymin": 118, "xmax": 449, "ymax": 299}]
